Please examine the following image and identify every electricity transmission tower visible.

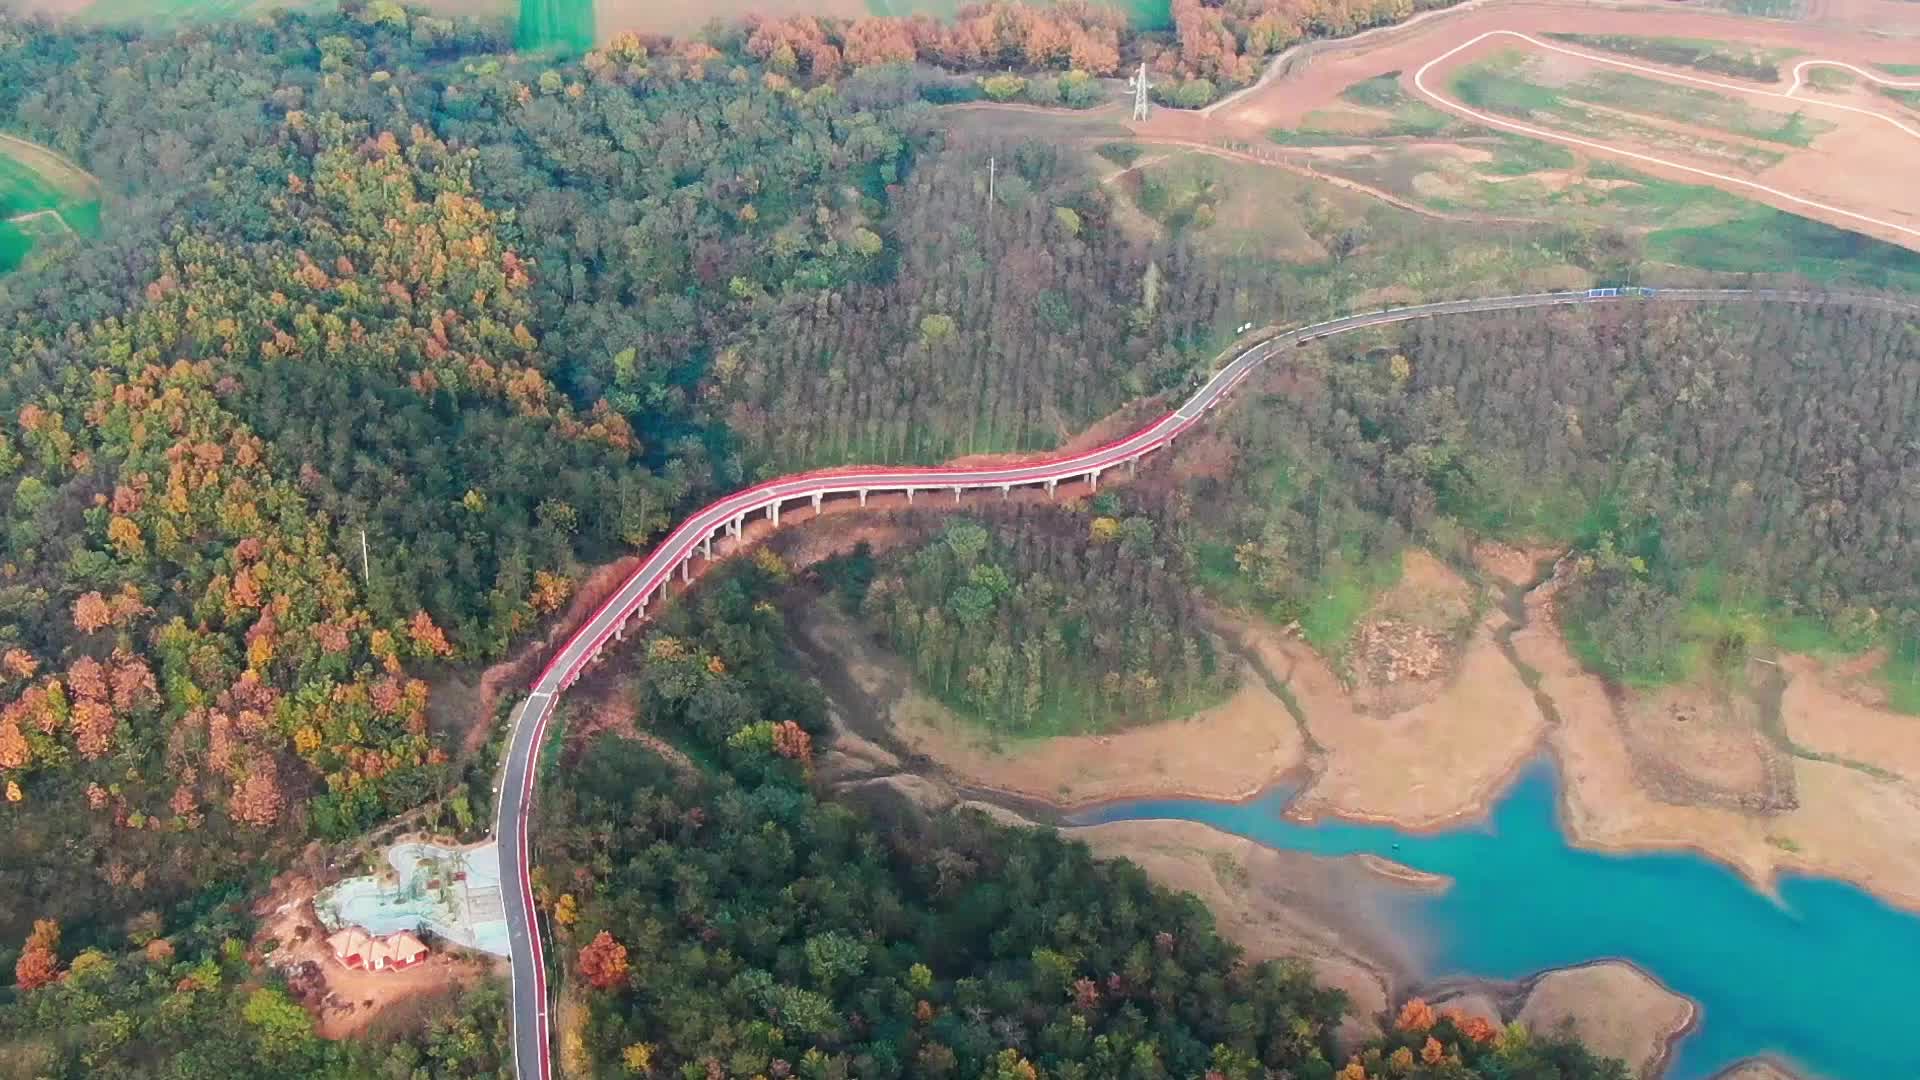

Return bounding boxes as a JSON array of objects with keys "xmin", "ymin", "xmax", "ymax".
[{"xmin": 1128, "ymin": 63, "xmax": 1152, "ymax": 122}]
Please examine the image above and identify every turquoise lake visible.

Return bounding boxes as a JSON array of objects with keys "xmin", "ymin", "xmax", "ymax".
[{"xmin": 1073, "ymin": 761, "xmax": 1920, "ymax": 1079}]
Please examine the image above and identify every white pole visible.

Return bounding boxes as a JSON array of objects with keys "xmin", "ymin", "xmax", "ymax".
[{"xmin": 360, "ymin": 529, "xmax": 370, "ymax": 584}]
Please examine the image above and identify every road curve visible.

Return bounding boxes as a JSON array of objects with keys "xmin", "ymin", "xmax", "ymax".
[
  {"xmin": 1785, "ymin": 59, "xmax": 1920, "ymax": 100},
  {"xmin": 1410, "ymin": 31, "xmax": 1920, "ymax": 243},
  {"xmin": 496, "ymin": 287, "xmax": 1916, "ymax": 1079}
]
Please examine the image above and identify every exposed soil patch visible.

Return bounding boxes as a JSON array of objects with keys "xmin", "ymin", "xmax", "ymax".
[
  {"xmin": 1350, "ymin": 548, "xmax": 1480, "ymax": 697},
  {"xmin": 1512, "ymin": 576, "xmax": 1920, "ymax": 913},
  {"xmin": 1471, "ymin": 539, "xmax": 1558, "ymax": 587},
  {"xmin": 1219, "ymin": 0, "xmax": 1919, "ymax": 136},
  {"xmin": 1207, "ymin": 0, "xmax": 1920, "ymax": 248},
  {"xmin": 1200, "ymin": 550, "xmax": 1543, "ymax": 832},
  {"xmin": 1352, "ymin": 619, "xmax": 1452, "ymax": 686},
  {"xmin": 1513, "ymin": 961, "xmax": 1696, "ymax": 1079},
  {"xmin": 1714, "ymin": 1058, "xmax": 1805, "ymax": 1080},
  {"xmin": 1072, "ymin": 817, "xmax": 1417, "ymax": 1052},
  {"xmin": 1286, "ymin": 610, "xmax": 1548, "ymax": 828},
  {"xmin": 464, "ymin": 553, "xmax": 644, "ymax": 756},
  {"xmin": 252, "ymin": 871, "xmax": 502, "ymax": 1040},
  {"xmin": 1777, "ymin": 652, "xmax": 1920, "ymax": 783},
  {"xmin": 1617, "ymin": 682, "xmax": 1797, "ymax": 813},
  {"xmin": 792, "ymin": 598, "xmax": 1308, "ymax": 808},
  {"xmin": 1419, "ymin": 959, "xmax": 1696, "ymax": 1079}
]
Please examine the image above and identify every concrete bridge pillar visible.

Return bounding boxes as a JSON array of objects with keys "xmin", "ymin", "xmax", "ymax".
[
  {"xmin": 1128, "ymin": 459, "xmax": 1136, "ymax": 477},
  {"xmin": 701, "ymin": 536, "xmax": 712, "ymax": 560},
  {"xmin": 811, "ymin": 492, "xmax": 823, "ymax": 516},
  {"xmin": 729, "ymin": 515, "xmax": 742, "ymax": 538},
  {"xmin": 859, "ymin": 489, "xmax": 868, "ymax": 507},
  {"xmin": 770, "ymin": 502, "xmax": 781, "ymax": 528},
  {"xmin": 680, "ymin": 558, "xmax": 690, "ymax": 584},
  {"xmin": 953, "ymin": 486, "xmax": 962, "ymax": 503},
  {"xmin": 905, "ymin": 488, "xmax": 914, "ymax": 504},
  {"xmin": 1046, "ymin": 479, "xmax": 1057, "ymax": 498},
  {"xmin": 1089, "ymin": 469, "xmax": 1101, "ymax": 492},
  {"xmin": 1001, "ymin": 484, "xmax": 1011, "ymax": 499}
]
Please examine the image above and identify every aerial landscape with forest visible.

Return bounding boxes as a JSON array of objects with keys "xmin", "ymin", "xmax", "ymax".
[{"xmin": 0, "ymin": 0, "xmax": 1917, "ymax": 1077}]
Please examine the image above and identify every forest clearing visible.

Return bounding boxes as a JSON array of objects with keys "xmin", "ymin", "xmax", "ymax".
[
  {"xmin": 4, "ymin": 2, "xmax": 1920, "ymax": 1078},
  {"xmin": 0, "ymin": 133, "xmax": 100, "ymax": 272},
  {"xmin": 1187, "ymin": 0, "xmax": 1920, "ymax": 249}
]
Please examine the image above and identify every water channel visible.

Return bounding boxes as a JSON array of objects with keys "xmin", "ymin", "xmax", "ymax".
[{"xmin": 1072, "ymin": 760, "xmax": 1920, "ymax": 1079}]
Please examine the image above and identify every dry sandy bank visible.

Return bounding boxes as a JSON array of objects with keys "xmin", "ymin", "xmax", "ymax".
[
  {"xmin": 1070, "ymin": 817, "xmax": 1420, "ymax": 1049},
  {"xmin": 793, "ymin": 597, "xmax": 1311, "ymax": 807},
  {"xmin": 1712, "ymin": 1058, "xmax": 1808, "ymax": 1080},
  {"xmin": 1515, "ymin": 961, "xmax": 1696, "ymax": 1079},
  {"xmin": 1513, "ymin": 574, "xmax": 1920, "ymax": 915}
]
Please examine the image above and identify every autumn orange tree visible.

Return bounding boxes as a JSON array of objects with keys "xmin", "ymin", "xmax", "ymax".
[
  {"xmin": 12, "ymin": 919, "xmax": 61, "ymax": 991},
  {"xmin": 0, "ymin": 106, "xmax": 675, "ymax": 943},
  {"xmin": 577, "ymin": 931, "xmax": 630, "ymax": 991}
]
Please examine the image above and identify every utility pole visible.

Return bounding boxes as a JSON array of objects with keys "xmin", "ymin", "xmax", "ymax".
[
  {"xmin": 359, "ymin": 528, "xmax": 371, "ymax": 585},
  {"xmin": 987, "ymin": 155, "xmax": 995, "ymax": 205},
  {"xmin": 1128, "ymin": 62, "xmax": 1152, "ymax": 122}
]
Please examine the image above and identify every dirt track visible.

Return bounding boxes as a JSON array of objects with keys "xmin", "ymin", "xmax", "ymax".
[
  {"xmin": 1408, "ymin": 30, "xmax": 1920, "ymax": 246},
  {"xmin": 0, "ymin": 132, "xmax": 101, "ymax": 200},
  {"xmin": 1192, "ymin": 0, "xmax": 1920, "ymax": 249}
]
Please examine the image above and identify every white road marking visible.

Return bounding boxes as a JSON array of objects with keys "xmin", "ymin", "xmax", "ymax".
[
  {"xmin": 1411, "ymin": 31, "xmax": 1920, "ymax": 241},
  {"xmin": 496, "ymin": 290, "xmax": 1919, "ymax": 1079},
  {"xmin": 1785, "ymin": 59, "xmax": 1920, "ymax": 101}
]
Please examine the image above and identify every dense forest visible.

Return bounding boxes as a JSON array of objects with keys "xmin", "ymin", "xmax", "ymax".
[
  {"xmin": 0, "ymin": 0, "xmax": 1230, "ymax": 951},
  {"xmin": 1162, "ymin": 300, "xmax": 1920, "ymax": 696},
  {"xmin": 1382, "ymin": 300, "xmax": 1920, "ymax": 690},
  {"xmin": 545, "ymin": 558, "xmax": 1628, "ymax": 1080},
  {"xmin": 695, "ymin": 0, "xmax": 1468, "ymax": 106},
  {"xmin": 0, "ymin": 893, "xmax": 510, "ymax": 1077},
  {"xmin": 0, "ymin": 1, "xmax": 1300, "ymax": 1061},
  {"xmin": 0, "ymin": 0, "xmax": 1907, "ymax": 1071},
  {"xmin": 844, "ymin": 510, "xmax": 1230, "ymax": 734}
]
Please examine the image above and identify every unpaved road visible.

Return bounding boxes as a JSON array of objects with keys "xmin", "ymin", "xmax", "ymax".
[
  {"xmin": 1410, "ymin": 30, "xmax": 1920, "ymax": 244},
  {"xmin": 1195, "ymin": 0, "xmax": 1920, "ymax": 248}
]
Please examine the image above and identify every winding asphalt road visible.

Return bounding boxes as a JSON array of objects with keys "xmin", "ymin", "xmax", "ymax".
[{"xmin": 495, "ymin": 287, "xmax": 1916, "ymax": 1079}]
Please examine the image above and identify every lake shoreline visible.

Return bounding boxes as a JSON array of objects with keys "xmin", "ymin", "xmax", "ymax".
[
  {"xmin": 1064, "ymin": 743, "xmax": 1920, "ymax": 927},
  {"xmin": 1068, "ymin": 760, "xmax": 1920, "ymax": 1080},
  {"xmin": 779, "ymin": 525, "xmax": 1914, "ymax": 1078}
]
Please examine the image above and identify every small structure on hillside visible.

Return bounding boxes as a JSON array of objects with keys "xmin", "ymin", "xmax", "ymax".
[
  {"xmin": 326, "ymin": 927, "xmax": 430, "ymax": 972},
  {"xmin": 313, "ymin": 838, "xmax": 509, "ymax": 957}
]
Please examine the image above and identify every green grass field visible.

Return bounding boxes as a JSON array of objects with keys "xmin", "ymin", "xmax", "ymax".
[
  {"xmin": 1577, "ymin": 70, "xmax": 1832, "ymax": 146},
  {"xmin": 1340, "ymin": 72, "xmax": 1407, "ymax": 108},
  {"xmin": 1333, "ymin": 72, "xmax": 1458, "ymax": 135},
  {"xmin": 77, "ymin": 0, "xmax": 311, "ymax": 23},
  {"xmin": 1268, "ymin": 72, "xmax": 1460, "ymax": 144},
  {"xmin": 1545, "ymin": 34, "xmax": 1798, "ymax": 82},
  {"xmin": 1720, "ymin": 0, "xmax": 1805, "ymax": 17},
  {"xmin": 0, "ymin": 155, "xmax": 68, "ymax": 218},
  {"xmin": 1450, "ymin": 56, "xmax": 1792, "ymax": 172},
  {"xmin": 0, "ymin": 224, "xmax": 37, "ymax": 273},
  {"xmin": 518, "ymin": 0, "xmax": 594, "ymax": 51},
  {"xmin": 1, "ymin": 143, "xmax": 103, "ymax": 275},
  {"xmin": 1647, "ymin": 207, "xmax": 1920, "ymax": 291},
  {"xmin": 1480, "ymin": 135, "xmax": 1575, "ymax": 176}
]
